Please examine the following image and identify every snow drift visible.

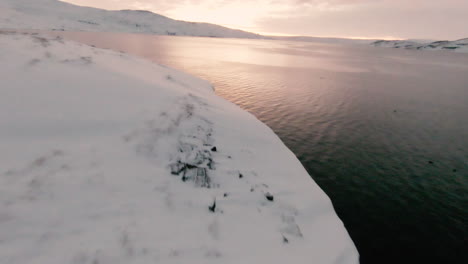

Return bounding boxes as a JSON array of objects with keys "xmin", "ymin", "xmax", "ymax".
[{"xmin": 0, "ymin": 31, "xmax": 358, "ymax": 264}]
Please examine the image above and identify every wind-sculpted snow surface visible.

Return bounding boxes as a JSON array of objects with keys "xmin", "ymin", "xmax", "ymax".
[
  {"xmin": 371, "ymin": 38, "xmax": 468, "ymax": 53},
  {"xmin": 0, "ymin": 32, "xmax": 358, "ymax": 264},
  {"xmin": 0, "ymin": 0, "xmax": 262, "ymax": 39}
]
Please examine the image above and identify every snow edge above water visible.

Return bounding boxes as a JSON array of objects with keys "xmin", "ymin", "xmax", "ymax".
[{"xmin": 0, "ymin": 32, "xmax": 358, "ymax": 264}]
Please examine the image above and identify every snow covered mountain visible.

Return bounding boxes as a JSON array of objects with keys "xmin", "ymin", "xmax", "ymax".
[
  {"xmin": 0, "ymin": 31, "xmax": 358, "ymax": 264},
  {"xmin": 0, "ymin": 0, "xmax": 263, "ymax": 38},
  {"xmin": 371, "ymin": 38, "xmax": 468, "ymax": 53}
]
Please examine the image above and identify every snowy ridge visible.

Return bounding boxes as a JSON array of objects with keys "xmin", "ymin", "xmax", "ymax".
[
  {"xmin": 0, "ymin": 31, "xmax": 358, "ymax": 264},
  {"xmin": 0, "ymin": 0, "xmax": 262, "ymax": 38},
  {"xmin": 371, "ymin": 38, "xmax": 468, "ymax": 53}
]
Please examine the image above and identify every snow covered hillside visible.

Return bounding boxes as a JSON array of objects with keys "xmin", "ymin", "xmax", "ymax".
[
  {"xmin": 0, "ymin": 0, "xmax": 262, "ymax": 38},
  {"xmin": 371, "ymin": 38, "xmax": 468, "ymax": 53},
  {"xmin": 0, "ymin": 31, "xmax": 358, "ymax": 264}
]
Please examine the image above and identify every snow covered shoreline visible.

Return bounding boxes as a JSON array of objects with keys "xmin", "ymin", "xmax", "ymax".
[
  {"xmin": 371, "ymin": 38, "xmax": 468, "ymax": 53},
  {"xmin": 0, "ymin": 31, "xmax": 358, "ymax": 263}
]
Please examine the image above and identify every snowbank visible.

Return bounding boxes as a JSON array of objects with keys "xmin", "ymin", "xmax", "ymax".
[
  {"xmin": 0, "ymin": 0, "xmax": 262, "ymax": 39},
  {"xmin": 0, "ymin": 31, "xmax": 358, "ymax": 264}
]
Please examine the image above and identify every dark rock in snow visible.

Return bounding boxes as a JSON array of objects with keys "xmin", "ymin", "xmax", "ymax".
[
  {"xmin": 170, "ymin": 163, "xmax": 185, "ymax": 175},
  {"xmin": 239, "ymin": 173, "xmax": 243, "ymax": 179},
  {"xmin": 265, "ymin": 192, "xmax": 274, "ymax": 202},
  {"xmin": 211, "ymin": 146, "xmax": 217, "ymax": 152},
  {"xmin": 209, "ymin": 199, "xmax": 216, "ymax": 212},
  {"xmin": 207, "ymin": 158, "xmax": 215, "ymax": 170},
  {"xmin": 186, "ymin": 163, "xmax": 198, "ymax": 169}
]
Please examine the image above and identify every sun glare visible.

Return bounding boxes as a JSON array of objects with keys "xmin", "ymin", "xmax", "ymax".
[{"xmin": 165, "ymin": 3, "xmax": 268, "ymax": 31}]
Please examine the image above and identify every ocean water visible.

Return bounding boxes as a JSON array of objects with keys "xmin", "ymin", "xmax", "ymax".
[{"xmin": 53, "ymin": 32, "xmax": 468, "ymax": 264}]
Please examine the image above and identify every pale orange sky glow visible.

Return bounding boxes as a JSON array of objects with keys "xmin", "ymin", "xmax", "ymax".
[
  {"xmin": 62, "ymin": 0, "xmax": 468, "ymax": 40},
  {"xmin": 165, "ymin": 2, "xmax": 267, "ymax": 31}
]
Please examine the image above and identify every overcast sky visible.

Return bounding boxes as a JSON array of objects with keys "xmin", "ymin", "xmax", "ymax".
[{"xmin": 63, "ymin": 0, "xmax": 468, "ymax": 40}]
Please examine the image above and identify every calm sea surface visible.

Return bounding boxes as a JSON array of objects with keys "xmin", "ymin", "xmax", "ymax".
[{"xmin": 53, "ymin": 32, "xmax": 468, "ymax": 264}]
